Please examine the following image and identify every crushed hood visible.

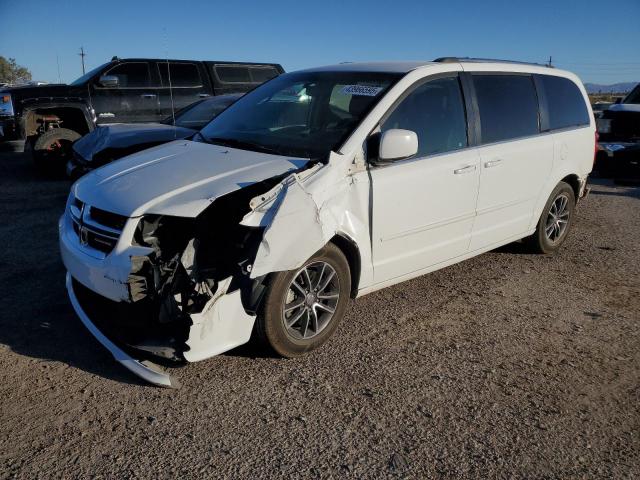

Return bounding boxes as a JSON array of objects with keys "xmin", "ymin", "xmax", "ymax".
[
  {"xmin": 72, "ymin": 140, "xmax": 310, "ymax": 218},
  {"xmin": 73, "ymin": 123, "xmax": 196, "ymax": 162}
]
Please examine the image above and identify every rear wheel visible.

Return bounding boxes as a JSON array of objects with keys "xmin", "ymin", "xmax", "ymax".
[
  {"xmin": 525, "ymin": 181, "xmax": 576, "ymax": 254},
  {"xmin": 32, "ymin": 128, "xmax": 81, "ymax": 173},
  {"xmin": 257, "ymin": 243, "xmax": 351, "ymax": 357}
]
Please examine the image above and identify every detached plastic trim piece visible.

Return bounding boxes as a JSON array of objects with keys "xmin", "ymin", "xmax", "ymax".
[{"xmin": 65, "ymin": 272, "xmax": 179, "ymax": 388}]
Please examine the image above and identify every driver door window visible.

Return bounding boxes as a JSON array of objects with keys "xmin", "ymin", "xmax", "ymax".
[
  {"xmin": 93, "ymin": 62, "xmax": 159, "ymax": 123},
  {"xmin": 380, "ymin": 76, "xmax": 468, "ymax": 158},
  {"xmin": 104, "ymin": 62, "xmax": 151, "ymax": 88}
]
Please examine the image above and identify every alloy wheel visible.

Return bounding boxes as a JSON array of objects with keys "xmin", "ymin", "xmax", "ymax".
[
  {"xmin": 545, "ymin": 193, "xmax": 570, "ymax": 242},
  {"xmin": 282, "ymin": 261, "xmax": 341, "ymax": 340}
]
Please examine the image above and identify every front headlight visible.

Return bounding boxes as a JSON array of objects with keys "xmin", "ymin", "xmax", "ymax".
[
  {"xmin": 0, "ymin": 93, "xmax": 14, "ymax": 116},
  {"xmin": 596, "ymin": 118, "xmax": 611, "ymax": 134}
]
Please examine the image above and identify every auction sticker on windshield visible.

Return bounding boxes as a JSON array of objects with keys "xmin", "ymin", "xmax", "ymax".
[{"xmin": 341, "ymin": 85, "xmax": 384, "ymax": 96}]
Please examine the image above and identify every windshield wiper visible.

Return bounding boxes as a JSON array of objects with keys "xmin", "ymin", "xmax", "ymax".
[{"xmin": 205, "ymin": 137, "xmax": 281, "ymax": 156}]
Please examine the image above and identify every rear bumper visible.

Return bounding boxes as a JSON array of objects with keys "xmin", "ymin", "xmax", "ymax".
[{"xmin": 65, "ymin": 272, "xmax": 178, "ymax": 388}]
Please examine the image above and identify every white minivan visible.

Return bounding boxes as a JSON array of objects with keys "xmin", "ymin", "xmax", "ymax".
[{"xmin": 59, "ymin": 58, "xmax": 595, "ymax": 386}]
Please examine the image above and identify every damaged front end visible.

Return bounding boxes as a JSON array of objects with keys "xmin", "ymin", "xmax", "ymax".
[
  {"xmin": 61, "ymin": 171, "xmax": 299, "ymax": 387},
  {"xmin": 60, "ymin": 139, "xmax": 366, "ymax": 387},
  {"xmin": 120, "ymin": 178, "xmax": 290, "ymax": 365}
]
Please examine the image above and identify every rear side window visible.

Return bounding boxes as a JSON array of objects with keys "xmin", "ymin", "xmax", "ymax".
[
  {"xmin": 624, "ymin": 85, "xmax": 640, "ymax": 104},
  {"xmin": 249, "ymin": 66, "xmax": 279, "ymax": 83},
  {"xmin": 381, "ymin": 76, "xmax": 468, "ymax": 157},
  {"xmin": 215, "ymin": 65, "xmax": 251, "ymax": 83},
  {"xmin": 158, "ymin": 62, "xmax": 203, "ymax": 87},
  {"xmin": 103, "ymin": 62, "xmax": 150, "ymax": 88},
  {"xmin": 473, "ymin": 74, "xmax": 539, "ymax": 143},
  {"xmin": 540, "ymin": 75, "xmax": 590, "ymax": 130}
]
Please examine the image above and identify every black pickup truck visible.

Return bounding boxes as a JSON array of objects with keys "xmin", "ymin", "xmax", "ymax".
[
  {"xmin": 0, "ymin": 57, "xmax": 284, "ymax": 166},
  {"xmin": 596, "ymin": 83, "xmax": 640, "ymax": 181}
]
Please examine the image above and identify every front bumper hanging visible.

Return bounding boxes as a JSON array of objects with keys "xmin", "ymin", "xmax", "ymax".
[{"xmin": 65, "ymin": 273, "xmax": 179, "ymax": 388}]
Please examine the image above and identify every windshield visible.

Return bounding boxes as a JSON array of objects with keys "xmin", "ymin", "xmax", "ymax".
[
  {"xmin": 623, "ymin": 84, "xmax": 640, "ymax": 104},
  {"xmin": 163, "ymin": 95, "xmax": 239, "ymax": 130},
  {"xmin": 199, "ymin": 71, "xmax": 402, "ymax": 159},
  {"xmin": 70, "ymin": 62, "xmax": 110, "ymax": 86}
]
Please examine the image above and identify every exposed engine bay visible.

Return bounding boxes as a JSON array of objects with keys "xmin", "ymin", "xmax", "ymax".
[{"xmin": 118, "ymin": 175, "xmax": 292, "ymax": 363}]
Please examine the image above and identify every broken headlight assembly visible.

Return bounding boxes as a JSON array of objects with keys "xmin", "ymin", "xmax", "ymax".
[
  {"xmin": 129, "ymin": 208, "xmax": 266, "ymax": 311},
  {"xmin": 129, "ymin": 214, "xmax": 205, "ymax": 305}
]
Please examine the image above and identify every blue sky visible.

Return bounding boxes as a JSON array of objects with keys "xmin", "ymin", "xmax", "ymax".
[{"xmin": 1, "ymin": 0, "xmax": 638, "ymax": 85}]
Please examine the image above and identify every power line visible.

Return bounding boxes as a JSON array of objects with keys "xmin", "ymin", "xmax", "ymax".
[{"xmin": 558, "ymin": 62, "xmax": 640, "ymax": 66}]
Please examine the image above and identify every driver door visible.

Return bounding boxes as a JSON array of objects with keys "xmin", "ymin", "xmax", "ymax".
[
  {"xmin": 370, "ymin": 74, "xmax": 480, "ymax": 284},
  {"xmin": 91, "ymin": 61, "xmax": 160, "ymax": 124}
]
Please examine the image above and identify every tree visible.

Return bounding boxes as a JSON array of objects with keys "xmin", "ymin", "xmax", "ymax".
[{"xmin": 0, "ymin": 56, "xmax": 32, "ymax": 85}]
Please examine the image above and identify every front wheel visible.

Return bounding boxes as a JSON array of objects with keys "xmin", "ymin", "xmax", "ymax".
[
  {"xmin": 32, "ymin": 128, "xmax": 81, "ymax": 173},
  {"xmin": 525, "ymin": 181, "xmax": 576, "ymax": 254},
  {"xmin": 257, "ymin": 243, "xmax": 351, "ymax": 357}
]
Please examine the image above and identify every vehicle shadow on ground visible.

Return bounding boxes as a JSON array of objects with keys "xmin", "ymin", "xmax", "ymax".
[
  {"xmin": 0, "ymin": 145, "xmax": 149, "ymax": 387},
  {"xmin": 222, "ymin": 336, "xmax": 281, "ymax": 360},
  {"xmin": 590, "ymin": 187, "xmax": 640, "ymax": 199},
  {"xmin": 589, "ymin": 177, "xmax": 640, "ymax": 199}
]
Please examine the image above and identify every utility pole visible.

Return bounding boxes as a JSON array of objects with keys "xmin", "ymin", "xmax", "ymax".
[
  {"xmin": 78, "ymin": 47, "xmax": 86, "ymax": 75},
  {"xmin": 56, "ymin": 54, "xmax": 62, "ymax": 83},
  {"xmin": 547, "ymin": 55, "xmax": 553, "ymax": 67}
]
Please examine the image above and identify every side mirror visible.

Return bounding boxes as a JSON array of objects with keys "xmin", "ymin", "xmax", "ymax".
[
  {"xmin": 614, "ymin": 98, "xmax": 622, "ymax": 104},
  {"xmin": 98, "ymin": 75, "xmax": 119, "ymax": 88},
  {"xmin": 379, "ymin": 129, "xmax": 418, "ymax": 162}
]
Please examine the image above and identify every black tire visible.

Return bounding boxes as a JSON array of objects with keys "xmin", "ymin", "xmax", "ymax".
[
  {"xmin": 525, "ymin": 181, "xmax": 576, "ymax": 254},
  {"xmin": 257, "ymin": 243, "xmax": 351, "ymax": 358},
  {"xmin": 32, "ymin": 128, "xmax": 81, "ymax": 173}
]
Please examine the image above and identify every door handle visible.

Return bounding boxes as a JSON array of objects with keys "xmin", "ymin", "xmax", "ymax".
[
  {"xmin": 198, "ymin": 93, "xmax": 211, "ymax": 98},
  {"xmin": 484, "ymin": 159, "xmax": 503, "ymax": 168},
  {"xmin": 140, "ymin": 93, "xmax": 157, "ymax": 98},
  {"xmin": 454, "ymin": 165, "xmax": 477, "ymax": 174}
]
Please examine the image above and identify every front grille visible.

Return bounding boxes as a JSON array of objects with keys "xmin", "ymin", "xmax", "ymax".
[
  {"xmin": 86, "ymin": 229, "xmax": 118, "ymax": 252},
  {"xmin": 89, "ymin": 207, "xmax": 128, "ymax": 230},
  {"xmin": 69, "ymin": 201, "xmax": 125, "ymax": 255}
]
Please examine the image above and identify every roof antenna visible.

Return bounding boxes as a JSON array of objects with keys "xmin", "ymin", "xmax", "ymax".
[{"xmin": 163, "ymin": 27, "xmax": 177, "ymax": 139}]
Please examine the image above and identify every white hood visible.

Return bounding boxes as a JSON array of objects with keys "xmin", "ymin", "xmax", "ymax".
[{"xmin": 72, "ymin": 140, "xmax": 309, "ymax": 217}]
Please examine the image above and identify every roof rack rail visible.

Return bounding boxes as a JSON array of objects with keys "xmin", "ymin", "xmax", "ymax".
[{"xmin": 433, "ymin": 57, "xmax": 553, "ymax": 68}]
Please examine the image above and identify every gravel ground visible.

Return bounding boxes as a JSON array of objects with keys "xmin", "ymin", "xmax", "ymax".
[{"xmin": 0, "ymin": 141, "xmax": 638, "ymax": 479}]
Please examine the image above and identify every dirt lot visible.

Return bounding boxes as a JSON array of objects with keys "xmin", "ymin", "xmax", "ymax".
[{"xmin": 0, "ymin": 140, "xmax": 638, "ymax": 479}]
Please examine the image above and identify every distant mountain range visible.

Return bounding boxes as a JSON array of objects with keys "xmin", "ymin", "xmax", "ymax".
[{"xmin": 584, "ymin": 82, "xmax": 637, "ymax": 94}]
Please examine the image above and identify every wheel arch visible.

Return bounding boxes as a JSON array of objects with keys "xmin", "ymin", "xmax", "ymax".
[
  {"xmin": 329, "ymin": 233, "xmax": 361, "ymax": 298},
  {"xmin": 560, "ymin": 173, "xmax": 581, "ymax": 201},
  {"xmin": 22, "ymin": 103, "xmax": 94, "ymax": 139}
]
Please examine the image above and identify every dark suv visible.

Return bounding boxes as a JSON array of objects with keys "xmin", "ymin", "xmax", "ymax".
[{"xmin": 0, "ymin": 57, "xmax": 284, "ymax": 167}]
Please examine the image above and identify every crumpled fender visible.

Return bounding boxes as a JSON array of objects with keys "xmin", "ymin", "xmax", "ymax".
[
  {"xmin": 183, "ymin": 276, "xmax": 256, "ymax": 362},
  {"xmin": 241, "ymin": 151, "xmax": 370, "ymax": 280}
]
